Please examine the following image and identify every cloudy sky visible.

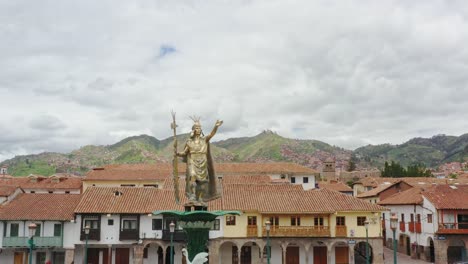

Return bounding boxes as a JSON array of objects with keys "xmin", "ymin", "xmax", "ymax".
[{"xmin": 1, "ymin": 0, "xmax": 468, "ymax": 161}]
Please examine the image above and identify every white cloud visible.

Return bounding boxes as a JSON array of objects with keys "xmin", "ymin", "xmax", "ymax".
[{"xmin": 1, "ymin": 0, "xmax": 468, "ymax": 160}]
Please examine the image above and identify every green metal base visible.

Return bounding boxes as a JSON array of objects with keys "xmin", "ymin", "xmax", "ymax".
[{"xmin": 154, "ymin": 210, "xmax": 241, "ymax": 262}]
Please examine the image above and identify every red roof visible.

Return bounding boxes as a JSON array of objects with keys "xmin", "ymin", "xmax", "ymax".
[
  {"xmin": 423, "ymin": 185, "xmax": 468, "ymax": 209},
  {"xmin": 378, "ymin": 187, "xmax": 424, "ymax": 205},
  {"xmin": 0, "ymin": 193, "xmax": 81, "ymax": 220}
]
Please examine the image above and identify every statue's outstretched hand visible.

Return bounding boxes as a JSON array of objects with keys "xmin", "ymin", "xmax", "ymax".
[{"xmin": 215, "ymin": 120, "xmax": 223, "ymax": 127}]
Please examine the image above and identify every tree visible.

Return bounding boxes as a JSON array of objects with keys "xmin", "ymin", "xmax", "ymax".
[{"xmin": 347, "ymin": 154, "xmax": 358, "ymax": 172}]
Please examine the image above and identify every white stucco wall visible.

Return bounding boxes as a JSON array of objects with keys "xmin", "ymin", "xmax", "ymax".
[{"xmin": 384, "ymin": 200, "xmax": 437, "ymax": 247}]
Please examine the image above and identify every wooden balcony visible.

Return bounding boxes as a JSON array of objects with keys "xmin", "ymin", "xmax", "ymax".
[
  {"xmin": 247, "ymin": 225, "xmax": 257, "ymax": 237},
  {"xmin": 437, "ymin": 223, "xmax": 468, "ymax": 234},
  {"xmin": 162, "ymin": 230, "xmax": 186, "ymax": 242},
  {"xmin": 80, "ymin": 229, "xmax": 100, "ymax": 241},
  {"xmin": 399, "ymin": 221, "xmax": 405, "ymax": 232},
  {"xmin": 335, "ymin": 226, "xmax": 347, "ymax": 237},
  {"xmin": 119, "ymin": 229, "xmax": 139, "ymax": 241},
  {"xmin": 408, "ymin": 222, "xmax": 422, "ymax": 233},
  {"xmin": 262, "ymin": 226, "xmax": 330, "ymax": 237},
  {"xmin": 2, "ymin": 236, "xmax": 62, "ymax": 248}
]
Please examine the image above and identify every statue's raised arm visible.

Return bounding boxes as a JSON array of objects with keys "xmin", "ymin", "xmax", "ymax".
[{"xmin": 206, "ymin": 120, "xmax": 223, "ymax": 142}]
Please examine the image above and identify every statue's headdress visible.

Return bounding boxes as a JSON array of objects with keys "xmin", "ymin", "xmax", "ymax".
[{"xmin": 190, "ymin": 116, "xmax": 203, "ymax": 137}]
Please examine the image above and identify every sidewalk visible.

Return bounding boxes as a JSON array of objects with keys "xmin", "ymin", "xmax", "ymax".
[{"xmin": 383, "ymin": 247, "xmax": 428, "ymax": 264}]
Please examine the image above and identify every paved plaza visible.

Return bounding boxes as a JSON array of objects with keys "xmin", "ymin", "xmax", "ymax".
[{"xmin": 383, "ymin": 247, "xmax": 429, "ymax": 264}]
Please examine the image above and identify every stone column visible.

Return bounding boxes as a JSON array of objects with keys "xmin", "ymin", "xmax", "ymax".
[
  {"xmin": 162, "ymin": 247, "xmax": 166, "ymax": 264},
  {"xmin": 434, "ymin": 239, "xmax": 448, "ymax": 264},
  {"xmin": 349, "ymin": 244, "xmax": 354, "ymax": 264},
  {"xmin": 208, "ymin": 240, "xmax": 220, "ymax": 264},
  {"xmin": 133, "ymin": 244, "xmax": 144, "ymax": 264},
  {"xmin": 371, "ymin": 238, "xmax": 384, "ymax": 264},
  {"xmin": 64, "ymin": 248, "xmax": 75, "ymax": 264},
  {"xmin": 281, "ymin": 244, "xmax": 287, "ymax": 264},
  {"xmin": 304, "ymin": 243, "xmax": 311, "ymax": 264},
  {"xmin": 327, "ymin": 244, "xmax": 332, "ymax": 264}
]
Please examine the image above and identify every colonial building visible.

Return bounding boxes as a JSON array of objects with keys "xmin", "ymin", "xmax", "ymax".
[
  {"xmin": 0, "ymin": 193, "xmax": 81, "ymax": 264},
  {"xmin": 379, "ymin": 185, "xmax": 468, "ymax": 263}
]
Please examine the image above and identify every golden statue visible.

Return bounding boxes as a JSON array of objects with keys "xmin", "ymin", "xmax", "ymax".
[{"xmin": 175, "ymin": 116, "xmax": 222, "ymax": 204}]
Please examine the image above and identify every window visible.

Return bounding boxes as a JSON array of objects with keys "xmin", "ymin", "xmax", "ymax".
[
  {"xmin": 269, "ymin": 216, "xmax": 279, "ymax": 226},
  {"xmin": 427, "ymin": 214, "xmax": 433, "ymax": 223},
  {"xmin": 314, "ymin": 217, "xmax": 324, "ymax": 226},
  {"xmin": 143, "ymin": 184, "xmax": 158, "ymax": 188},
  {"xmin": 291, "ymin": 177, "xmax": 296, "ymax": 183},
  {"xmin": 410, "ymin": 214, "xmax": 414, "ymax": 222},
  {"xmin": 303, "ymin": 177, "xmax": 309, "ymax": 183},
  {"xmin": 108, "ymin": 219, "xmax": 114, "ymax": 226},
  {"xmin": 48, "ymin": 191, "xmax": 53, "ymax": 194},
  {"xmin": 212, "ymin": 219, "xmax": 220, "ymax": 230},
  {"xmin": 30, "ymin": 191, "xmax": 35, "ymax": 194},
  {"xmin": 35, "ymin": 224, "xmax": 41, "ymax": 237},
  {"xmin": 65, "ymin": 191, "xmax": 70, "ymax": 194},
  {"xmin": 226, "ymin": 216, "xmax": 236, "ymax": 226},
  {"xmin": 357, "ymin": 217, "xmax": 366, "ymax": 226},
  {"xmin": 84, "ymin": 215, "xmax": 99, "ymax": 230},
  {"xmin": 248, "ymin": 216, "xmax": 257, "ymax": 226},
  {"xmin": 122, "ymin": 219, "xmax": 137, "ymax": 230},
  {"xmin": 54, "ymin": 224, "xmax": 62, "ymax": 236},
  {"xmin": 336, "ymin": 216, "xmax": 345, "ymax": 226},
  {"xmin": 416, "ymin": 214, "xmax": 421, "ymax": 223},
  {"xmin": 152, "ymin": 219, "xmax": 163, "ymax": 230},
  {"xmin": 10, "ymin": 223, "xmax": 19, "ymax": 237},
  {"xmin": 36, "ymin": 252, "xmax": 46, "ymax": 264},
  {"xmin": 401, "ymin": 214, "xmax": 405, "ymax": 222},
  {"xmin": 291, "ymin": 216, "xmax": 301, "ymax": 226},
  {"xmin": 121, "ymin": 184, "xmax": 135, "ymax": 187}
]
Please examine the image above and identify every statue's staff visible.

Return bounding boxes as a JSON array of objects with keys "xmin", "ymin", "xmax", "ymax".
[{"xmin": 171, "ymin": 111, "xmax": 180, "ymax": 204}]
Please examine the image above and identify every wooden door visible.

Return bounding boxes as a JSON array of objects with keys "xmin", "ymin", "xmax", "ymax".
[
  {"xmin": 87, "ymin": 248, "xmax": 100, "ymax": 264},
  {"xmin": 240, "ymin": 246, "xmax": 251, "ymax": 264},
  {"xmin": 102, "ymin": 248, "xmax": 110, "ymax": 264},
  {"xmin": 335, "ymin": 247, "xmax": 349, "ymax": 264},
  {"xmin": 116, "ymin": 248, "xmax": 130, "ymax": 264},
  {"xmin": 14, "ymin": 252, "xmax": 24, "ymax": 264},
  {"xmin": 313, "ymin": 246, "xmax": 327, "ymax": 264},
  {"xmin": 286, "ymin": 247, "xmax": 299, "ymax": 264}
]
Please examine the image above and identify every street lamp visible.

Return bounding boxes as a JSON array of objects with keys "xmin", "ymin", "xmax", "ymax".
[
  {"xmin": 364, "ymin": 219, "xmax": 370, "ymax": 264},
  {"xmin": 84, "ymin": 225, "xmax": 90, "ymax": 264},
  {"xmin": 390, "ymin": 213, "xmax": 399, "ymax": 264},
  {"xmin": 169, "ymin": 221, "xmax": 175, "ymax": 264},
  {"xmin": 265, "ymin": 220, "xmax": 271, "ymax": 264},
  {"xmin": 28, "ymin": 223, "xmax": 37, "ymax": 264}
]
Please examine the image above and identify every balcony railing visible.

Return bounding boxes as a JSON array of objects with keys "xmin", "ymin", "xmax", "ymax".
[
  {"xmin": 262, "ymin": 226, "xmax": 330, "ymax": 237},
  {"xmin": 119, "ymin": 229, "xmax": 139, "ymax": 241},
  {"xmin": 438, "ymin": 223, "xmax": 468, "ymax": 234},
  {"xmin": 247, "ymin": 225, "xmax": 257, "ymax": 237},
  {"xmin": 335, "ymin": 226, "xmax": 347, "ymax": 237},
  {"xmin": 162, "ymin": 230, "xmax": 186, "ymax": 242},
  {"xmin": 2, "ymin": 236, "xmax": 62, "ymax": 248},
  {"xmin": 399, "ymin": 221, "xmax": 405, "ymax": 232},
  {"xmin": 80, "ymin": 229, "xmax": 100, "ymax": 241}
]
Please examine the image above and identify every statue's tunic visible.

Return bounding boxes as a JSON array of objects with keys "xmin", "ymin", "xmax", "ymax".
[{"xmin": 186, "ymin": 138, "xmax": 209, "ymax": 182}]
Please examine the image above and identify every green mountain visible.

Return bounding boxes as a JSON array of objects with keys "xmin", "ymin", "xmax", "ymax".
[
  {"xmin": 0, "ymin": 131, "xmax": 345, "ymax": 176},
  {"xmin": 355, "ymin": 134, "xmax": 468, "ymax": 168},
  {"xmin": 1, "ymin": 132, "xmax": 467, "ymax": 176}
]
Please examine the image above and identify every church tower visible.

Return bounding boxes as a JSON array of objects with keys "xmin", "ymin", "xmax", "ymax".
[{"xmin": 321, "ymin": 157, "xmax": 336, "ymax": 182}]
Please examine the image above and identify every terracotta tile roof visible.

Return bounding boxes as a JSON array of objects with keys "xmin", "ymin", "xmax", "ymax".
[
  {"xmin": 75, "ymin": 186, "xmax": 222, "ymax": 214},
  {"xmin": 0, "ymin": 175, "xmax": 82, "ymax": 190},
  {"xmin": 76, "ymin": 180, "xmax": 385, "ymax": 214},
  {"xmin": 378, "ymin": 187, "xmax": 424, "ymax": 205},
  {"xmin": 0, "ymin": 193, "xmax": 81, "ymax": 220},
  {"xmin": 0, "ymin": 185, "xmax": 20, "ymax": 197},
  {"xmin": 356, "ymin": 182, "xmax": 399, "ymax": 198},
  {"xmin": 318, "ymin": 182, "xmax": 353, "ymax": 192},
  {"xmin": 85, "ymin": 162, "xmax": 317, "ymax": 181},
  {"xmin": 355, "ymin": 176, "xmax": 468, "ymax": 188},
  {"xmin": 423, "ymin": 185, "xmax": 468, "ymax": 209},
  {"xmin": 222, "ymin": 183, "xmax": 386, "ymax": 213}
]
